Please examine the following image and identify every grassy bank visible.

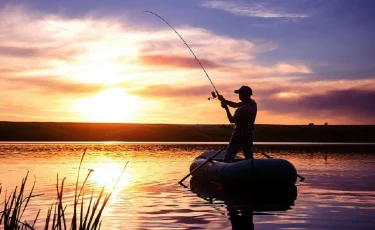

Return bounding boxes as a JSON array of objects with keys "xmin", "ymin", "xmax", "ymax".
[{"xmin": 0, "ymin": 122, "xmax": 374, "ymax": 142}]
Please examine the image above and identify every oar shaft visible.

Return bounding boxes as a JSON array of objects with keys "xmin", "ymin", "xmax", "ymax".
[
  {"xmin": 178, "ymin": 146, "xmax": 226, "ymax": 184},
  {"xmin": 261, "ymin": 152, "xmax": 272, "ymax": 159},
  {"xmin": 261, "ymin": 152, "xmax": 305, "ymax": 182}
]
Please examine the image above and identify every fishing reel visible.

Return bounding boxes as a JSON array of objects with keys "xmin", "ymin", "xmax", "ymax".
[{"xmin": 208, "ymin": 91, "xmax": 217, "ymax": 100}]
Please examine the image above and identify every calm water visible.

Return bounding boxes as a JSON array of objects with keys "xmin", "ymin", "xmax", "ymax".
[{"xmin": 1, "ymin": 143, "xmax": 375, "ymax": 229}]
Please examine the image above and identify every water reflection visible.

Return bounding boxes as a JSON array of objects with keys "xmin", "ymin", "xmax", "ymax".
[
  {"xmin": 190, "ymin": 178, "xmax": 297, "ymax": 229},
  {"xmin": 1, "ymin": 144, "xmax": 375, "ymax": 229}
]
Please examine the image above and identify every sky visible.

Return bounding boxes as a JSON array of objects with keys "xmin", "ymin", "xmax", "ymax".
[{"xmin": 1, "ymin": 0, "xmax": 374, "ymax": 124}]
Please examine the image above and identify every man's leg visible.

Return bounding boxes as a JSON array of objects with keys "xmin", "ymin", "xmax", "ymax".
[
  {"xmin": 242, "ymin": 134, "xmax": 254, "ymax": 159},
  {"xmin": 224, "ymin": 135, "xmax": 241, "ymax": 163}
]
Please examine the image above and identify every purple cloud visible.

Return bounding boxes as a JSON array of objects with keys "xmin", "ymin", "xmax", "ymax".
[
  {"xmin": 260, "ymin": 89, "xmax": 375, "ymax": 123},
  {"xmin": 0, "ymin": 45, "xmax": 40, "ymax": 58}
]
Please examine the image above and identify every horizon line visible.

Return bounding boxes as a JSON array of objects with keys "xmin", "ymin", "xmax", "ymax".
[{"xmin": 1, "ymin": 121, "xmax": 374, "ymax": 126}]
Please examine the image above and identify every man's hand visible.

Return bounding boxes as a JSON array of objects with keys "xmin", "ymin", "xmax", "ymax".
[
  {"xmin": 221, "ymin": 101, "xmax": 228, "ymax": 109},
  {"xmin": 218, "ymin": 94, "xmax": 225, "ymax": 102},
  {"xmin": 221, "ymin": 101, "xmax": 235, "ymax": 123}
]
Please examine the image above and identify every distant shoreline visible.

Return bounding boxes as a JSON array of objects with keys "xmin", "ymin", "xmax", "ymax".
[
  {"xmin": 1, "ymin": 121, "xmax": 375, "ymax": 142},
  {"xmin": 2, "ymin": 141, "xmax": 375, "ymax": 146}
]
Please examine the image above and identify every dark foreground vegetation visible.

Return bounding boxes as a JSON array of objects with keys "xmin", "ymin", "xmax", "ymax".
[
  {"xmin": 1, "ymin": 122, "xmax": 375, "ymax": 142},
  {"xmin": 0, "ymin": 150, "xmax": 127, "ymax": 230}
]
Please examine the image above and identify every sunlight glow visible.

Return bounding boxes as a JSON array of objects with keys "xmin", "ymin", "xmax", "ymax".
[
  {"xmin": 73, "ymin": 63, "xmax": 125, "ymax": 86},
  {"xmin": 277, "ymin": 92, "xmax": 298, "ymax": 98},
  {"xmin": 89, "ymin": 163, "xmax": 131, "ymax": 189},
  {"xmin": 73, "ymin": 88, "xmax": 141, "ymax": 122}
]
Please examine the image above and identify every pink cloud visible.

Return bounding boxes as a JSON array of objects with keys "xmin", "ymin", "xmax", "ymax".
[
  {"xmin": 1, "ymin": 76, "xmax": 106, "ymax": 95},
  {"xmin": 138, "ymin": 54, "xmax": 221, "ymax": 69},
  {"xmin": 128, "ymin": 84, "xmax": 212, "ymax": 98},
  {"xmin": 259, "ymin": 88, "xmax": 375, "ymax": 124}
]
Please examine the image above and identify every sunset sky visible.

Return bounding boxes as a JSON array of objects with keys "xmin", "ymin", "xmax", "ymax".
[{"xmin": 1, "ymin": 0, "xmax": 374, "ymax": 124}]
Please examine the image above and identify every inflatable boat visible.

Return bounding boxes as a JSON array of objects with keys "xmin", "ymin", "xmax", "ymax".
[{"xmin": 189, "ymin": 151, "xmax": 298, "ymax": 188}]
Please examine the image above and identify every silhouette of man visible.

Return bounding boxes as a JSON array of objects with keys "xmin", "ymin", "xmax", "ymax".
[{"xmin": 218, "ymin": 86, "xmax": 257, "ymax": 162}]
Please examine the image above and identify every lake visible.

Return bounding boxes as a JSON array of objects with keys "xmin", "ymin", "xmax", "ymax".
[{"xmin": 1, "ymin": 143, "xmax": 375, "ymax": 229}]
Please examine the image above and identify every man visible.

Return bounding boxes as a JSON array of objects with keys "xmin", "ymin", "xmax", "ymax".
[{"xmin": 218, "ymin": 86, "xmax": 257, "ymax": 162}]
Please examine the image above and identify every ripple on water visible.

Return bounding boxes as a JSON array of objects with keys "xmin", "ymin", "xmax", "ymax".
[{"xmin": 1, "ymin": 143, "xmax": 375, "ymax": 229}]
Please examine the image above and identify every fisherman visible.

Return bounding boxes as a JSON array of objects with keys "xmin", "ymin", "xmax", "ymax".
[{"xmin": 218, "ymin": 86, "xmax": 257, "ymax": 162}]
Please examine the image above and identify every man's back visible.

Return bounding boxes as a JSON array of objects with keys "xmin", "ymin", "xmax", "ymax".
[{"xmin": 233, "ymin": 99, "xmax": 257, "ymax": 133}]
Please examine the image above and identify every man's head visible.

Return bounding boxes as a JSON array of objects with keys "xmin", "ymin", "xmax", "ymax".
[{"xmin": 234, "ymin": 86, "xmax": 252, "ymax": 102}]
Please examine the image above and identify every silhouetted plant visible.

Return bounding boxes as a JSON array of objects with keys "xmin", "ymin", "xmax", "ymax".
[{"xmin": 0, "ymin": 148, "xmax": 128, "ymax": 230}]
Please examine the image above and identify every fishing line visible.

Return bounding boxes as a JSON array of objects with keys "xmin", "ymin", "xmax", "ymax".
[{"xmin": 143, "ymin": 11, "xmax": 219, "ymax": 98}]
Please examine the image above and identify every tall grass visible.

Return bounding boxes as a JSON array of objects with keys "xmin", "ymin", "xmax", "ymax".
[{"xmin": 0, "ymin": 149, "xmax": 128, "ymax": 230}]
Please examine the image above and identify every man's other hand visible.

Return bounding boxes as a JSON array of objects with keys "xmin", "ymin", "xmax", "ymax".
[
  {"xmin": 218, "ymin": 94, "xmax": 225, "ymax": 102},
  {"xmin": 221, "ymin": 101, "xmax": 228, "ymax": 109}
]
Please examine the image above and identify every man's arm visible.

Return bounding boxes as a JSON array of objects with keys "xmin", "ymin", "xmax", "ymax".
[
  {"xmin": 218, "ymin": 95, "xmax": 241, "ymax": 108},
  {"xmin": 224, "ymin": 100, "xmax": 242, "ymax": 108},
  {"xmin": 221, "ymin": 102, "xmax": 235, "ymax": 123}
]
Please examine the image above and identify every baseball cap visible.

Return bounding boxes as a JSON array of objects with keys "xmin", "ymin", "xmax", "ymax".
[{"xmin": 234, "ymin": 86, "xmax": 253, "ymax": 95}]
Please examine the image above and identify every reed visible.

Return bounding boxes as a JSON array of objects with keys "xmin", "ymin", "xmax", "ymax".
[{"xmin": 0, "ymin": 149, "xmax": 128, "ymax": 230}]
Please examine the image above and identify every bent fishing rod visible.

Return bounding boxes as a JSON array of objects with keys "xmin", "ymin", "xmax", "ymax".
[{"xmin": 144, "ymin": 11, "xmax": 219, "ymax": 101}]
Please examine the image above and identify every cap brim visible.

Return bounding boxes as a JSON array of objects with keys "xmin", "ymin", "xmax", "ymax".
[{"xmin": 234, "ymin": 90, "xmax": 240, "ymax": 94}]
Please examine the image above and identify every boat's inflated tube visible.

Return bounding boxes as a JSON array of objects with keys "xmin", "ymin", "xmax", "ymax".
[{"xmin": 190, "ymin": 152, "xmax": 297, "ymax": 186}]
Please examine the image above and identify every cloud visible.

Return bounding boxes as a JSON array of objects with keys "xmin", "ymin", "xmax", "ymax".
[
  {"xmin": 0, "ymin": 104, "xmax": 79, "ymax": 121},
  {"xmin": 231, "ymin": 63, "xmax": 312, "ymax": 77},
  {"xmin": 260, "ymin": 88, "xmax": 375, "ymax": 123},
  {"xmin": 4, "ymin": 4, "xmax": 373, "ymax": 124},
  {"xmin": 0, "ymin": 45, "xmax": 40, "ymax": 58},
  {"xmin": 1, "ymin": 76, "xmax": 106, "ymax": 95},
  {"xmin": 0, "ymin": 5, "xmax": 281, "ymax": 86},
  {"xmin": 0, "ymin": 5, "xmax": 303, "ymax": 90},
  {"xmin": 127, "ymin": 82, "xmax": 281, "ymax": 99},
  {"xmin": 275, "ymin": 63, "xmax": 311, "ymax": 74},
  {"xmin": 201, "ymin": 1, "xmax": 309, "ymax": 19},
  {"xmin": 138, "ymin": 54, "xmax": 221, "ymax": 69},
  {"xmin": 126, "ymin": 81, "xmax": 375, "ymax": 124},
  {"xmin": 140, "ymin": 26, "xmax": 277, "ymax": 64},
  {"xmin": 128, "ymin": 84, "xmax": 212, "ymax": 98}
]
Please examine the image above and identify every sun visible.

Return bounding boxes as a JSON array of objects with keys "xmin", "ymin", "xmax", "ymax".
[{"xmin": 73, "ymin": 88, "xmax": 141, "ymax": 122}]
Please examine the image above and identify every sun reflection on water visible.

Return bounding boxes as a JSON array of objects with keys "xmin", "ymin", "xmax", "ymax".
[
  {"xmin": 78, "ymin": 160, "xmax": 132, "ymax": 207},
  {"xmin": 89, "ymin": 163, "xmax": 131, "ymax": 188}
]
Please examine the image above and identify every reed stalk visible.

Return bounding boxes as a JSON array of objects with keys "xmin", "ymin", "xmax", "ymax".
[{"xmin": 0, "ymin": 149, "xmax": 128, "ymax": 230}]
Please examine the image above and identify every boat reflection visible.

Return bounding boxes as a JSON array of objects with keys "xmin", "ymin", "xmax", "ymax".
[{"xmin": 189, "ymin": 178, "xmax": 298, "ymax": 230}]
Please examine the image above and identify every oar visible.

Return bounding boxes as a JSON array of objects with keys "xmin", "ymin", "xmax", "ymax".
[
  {"xmin": 261, "ymin": 152, "xmax": 305, "ymax": 182},
  {"xmin": 178, "ymin": 146, "xmax": 226, "ymax": 184}
]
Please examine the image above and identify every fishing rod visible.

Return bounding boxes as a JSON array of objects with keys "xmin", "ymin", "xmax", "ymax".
[{"xmin": 143, "ymin": 11, "xmax": 219, "ymax": 101}]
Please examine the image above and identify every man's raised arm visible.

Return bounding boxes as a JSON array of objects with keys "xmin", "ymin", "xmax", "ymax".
[
  {"xmin": 221, "ymin": 102, "xmax": 235, "ymax": 123},
  {"xmin": 218, "ymin": 95, "xmax": 242, "ymax": 108}
]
